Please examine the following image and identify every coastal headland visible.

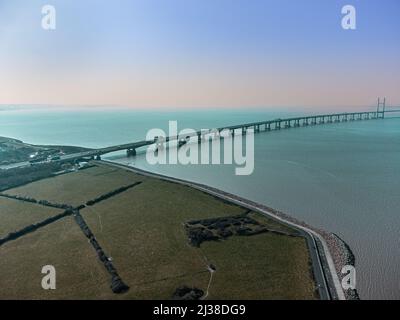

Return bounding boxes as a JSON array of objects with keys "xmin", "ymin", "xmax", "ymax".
[{"xmin": 0, "ymin": 138, "xmax": 353, "ymax": 300}]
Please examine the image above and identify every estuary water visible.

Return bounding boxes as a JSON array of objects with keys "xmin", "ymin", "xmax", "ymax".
[{"xmin": 1, "ymin": 107, "xmax": 399, "ymax": 299}]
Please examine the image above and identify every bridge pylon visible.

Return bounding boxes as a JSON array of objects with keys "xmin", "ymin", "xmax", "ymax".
[{"xmin": 377, "ymin": 97, "xmax": 386, "ymax": 119}]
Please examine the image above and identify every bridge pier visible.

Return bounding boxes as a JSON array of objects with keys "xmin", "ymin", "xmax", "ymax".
[
  {"xmin": 202, "ymin": 131, "xmax": 209, "ymax": 141},
  {"xmin": 311, "ymin": 117, "xmax": 317, "ymax": 125},
  {"xmin": 178, "ymin": 139, "xmax": 187, "ymax": 148},
  {"xmin": 179, "ymin": 135, "xmax": 193, "ymax": 148},
  {"xmin": 127, "ymin": 148, "xmax": 137, "ymax": 157},
  {"xmin": 265, "ymin": 123, "xmax": 271, "ymax": 131},
  {"xmin": 156, "ymin": 138, "xmax": 165, "ymax": 149}
]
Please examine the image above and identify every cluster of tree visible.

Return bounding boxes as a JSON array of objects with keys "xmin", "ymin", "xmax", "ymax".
[
  {"xmin": 0, "ymin": 193, "xmax": 72, "ymax": 210},
  {"xmin": 0, "ymin": 193, "xmax": 37, "ymax": 204},
  {"xmin": 186, "ymin": 214, "xmax": 279, "ymax": 247},
  {"xmin": 85, "ymin": 182, "xmax": 142, "ymax": 206},
  {"xmin": 73, "ymin": 212, "xmax": 129, "ymax": 294},
  {"xmin": 0, "ymin": 147, "xmax": 35, "ymax": 165},
  {"xmin": 37, "ymin": 200, "xmax": 71, "ymax": 210},
  {"xmin": 0, "ymin": 209, "xmax": 73, "ymax": 246},
  {"xmin": 0, "ymin": 163, "xmax": 63, "ymax": 192}
]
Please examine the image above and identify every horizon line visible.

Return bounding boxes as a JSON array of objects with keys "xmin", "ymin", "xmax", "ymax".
[{"xmin": 0, "ymin": 103, "xmax": 389, "ymax": 111}]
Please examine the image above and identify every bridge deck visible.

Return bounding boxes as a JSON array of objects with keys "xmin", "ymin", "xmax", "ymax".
[{"xmin": 63, "ymin": 109, "xmax": 399, "ymax": 160}]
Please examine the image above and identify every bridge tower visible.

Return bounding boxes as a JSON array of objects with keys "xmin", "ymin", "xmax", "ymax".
[{"xmin": 377, "ymin": 97, "xmax": 386, "ymax": 119}]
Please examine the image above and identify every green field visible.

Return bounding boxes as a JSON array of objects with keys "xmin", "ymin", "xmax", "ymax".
[
  {"xmin": 0, "ymin": 217, "xmax": 112, "ymax": 300},
  {"xmin": 0, "ymin": 197, "xmax": 62, "ymax": 239},
  {"xmin": 5, "ymin": 165, "xmax": 143, "ymax": 206},
  {"xmin": 0, "ymin": 163, "xmax": 317, "ymax": 299}
]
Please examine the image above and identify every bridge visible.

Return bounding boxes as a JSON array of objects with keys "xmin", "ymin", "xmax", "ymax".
[
  {"xmin": 78, "ymin": 105, "xmax": 400, "ymax": 161},
  {"xmin": 1, "ymin": 100, "xmax": 398, "ymax": 170},
  {"xmin": 80, "ymin": 100, "xmax": 399, "ymax": 161}
]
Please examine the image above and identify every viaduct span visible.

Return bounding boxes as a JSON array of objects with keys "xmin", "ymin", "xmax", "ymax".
[{"xmin": 84, "ymin": 103, "xmax": 399, "ymax": 161}]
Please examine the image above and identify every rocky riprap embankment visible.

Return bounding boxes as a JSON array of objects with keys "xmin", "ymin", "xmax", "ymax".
[{"xmin": 324, "ymin": 233, "xmax": 359, "ymax": 300}]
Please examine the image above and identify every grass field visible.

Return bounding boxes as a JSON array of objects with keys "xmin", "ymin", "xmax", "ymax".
[
  {"xmin": 0, "ymin": 197, "xmax": 62, "ymax": 239},
  {"xmin": 5, "ymin": 165, "xmax": 143, "ymax": 206},
  {"xmin": 201, "ymin": 234, "xmax": 315, "ymax": 299},
  {"xmin": 0, "ymin": 163, "xmax": 317, "ymax": 299},
  {"xmin": 0, "ymin": 217, "xmax": 112, "ymax": 300}
]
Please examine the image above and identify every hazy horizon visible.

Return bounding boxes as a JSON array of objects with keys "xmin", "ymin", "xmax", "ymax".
[{"xmin": 0, "ymin": 103, "xmax": 392, "ymax": 113}]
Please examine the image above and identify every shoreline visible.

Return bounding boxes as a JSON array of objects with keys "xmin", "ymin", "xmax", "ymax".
[{"xmin": 100, "ymin": 159, "xmax": 355, "ymax": 300}]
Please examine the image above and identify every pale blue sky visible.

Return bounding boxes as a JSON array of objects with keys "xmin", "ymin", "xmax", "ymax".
[{"xmin": 0, "ymin": 0, "xmax": 399, "ymax": 108}]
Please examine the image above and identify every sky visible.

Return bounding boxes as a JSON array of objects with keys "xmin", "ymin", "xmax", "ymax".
[{"xmin": 0, "ymin": 0, "xmax": 399, "ymax": 109}]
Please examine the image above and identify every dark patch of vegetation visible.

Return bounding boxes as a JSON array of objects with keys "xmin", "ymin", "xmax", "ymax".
[
  {"xmin": 0, "ymin": 209, "xmax": 74, "ymax": 246},
  {"xmin": 0, "ymin": 147, "xmax": 35, "ymax": 165},
  {"xmin": 186, "ymin": 213, "xmax": 294, "ymax": 247},
  {"xmin": 172, "ymin": 286, "xmax": 204, "ymax": 300},
  {"xmin": 0, "ymin": 162, "xmax": 64, "ymax": 192},
  {"xmin": 85, "ymin": 182, "xmax": 142, "ymax": 206},
  {"xmin": 346, "ymin": 289, "xmax": 360, "ymax": 300},
  {"xmin": 0, "ymin": 193, "xmax": 72, "ymax": 210},
  {"xmin": 73, "ymin": 211, "xmax": 129, "ymax": 294},
  {"xmin": 37, "ymin": 200, "xmax": 71, "ymax": 210},
  {"xmin": 0, "ymin": 193, "xmax": 37, "ymax": 204},
  {"xmin": 0, "ymin": 136, "xmax": 89, "ymax": 165}
]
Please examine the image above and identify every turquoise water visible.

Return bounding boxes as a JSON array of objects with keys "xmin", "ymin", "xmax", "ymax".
[
  {"xmin": 1, "ymin": 107, "xmax": 399, "ymax": 299},
  {"xmin": 0, "ymin": 108, "xmax": 296, "ymax": 147}
]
